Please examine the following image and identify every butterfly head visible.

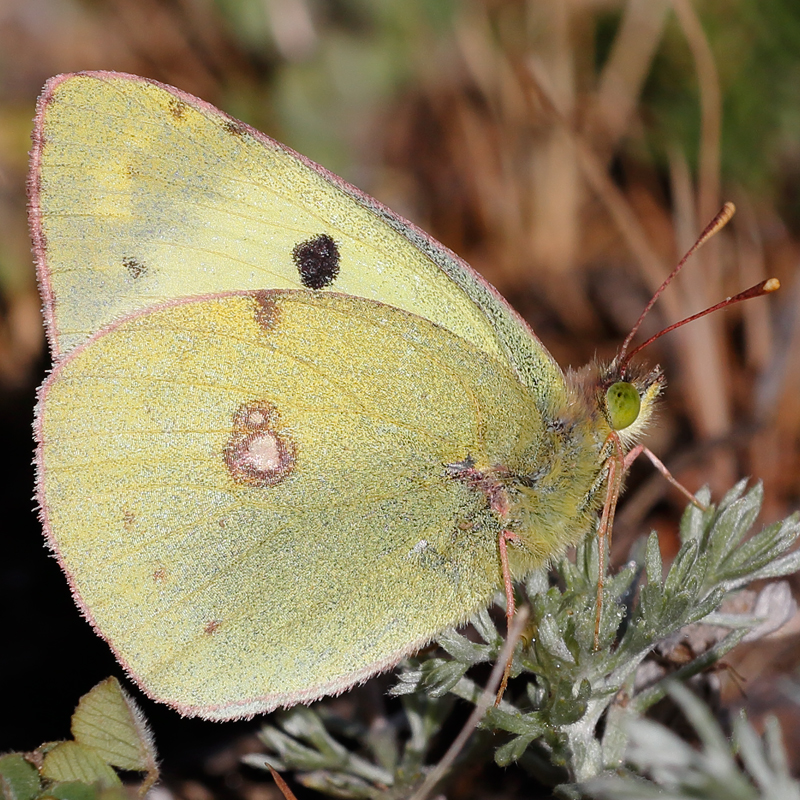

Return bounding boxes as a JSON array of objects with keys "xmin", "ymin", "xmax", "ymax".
[{"xmin": 599, "ymin": 359, "xmax": 664, "ymax": 448}]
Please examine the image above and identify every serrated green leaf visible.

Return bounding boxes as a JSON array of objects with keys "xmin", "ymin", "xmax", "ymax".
[
  {"xmin": 40, "ymin": 743, "xmax": 120, "ymax": 790},
  {"xmin": 71, "ymin": 678, "xmax": 157, "ymax": 784}
]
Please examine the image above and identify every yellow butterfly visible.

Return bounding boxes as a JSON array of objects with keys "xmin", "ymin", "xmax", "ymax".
[{"xmin": 32, "ymin": 71, "xmax": 672, "ymax": 720}]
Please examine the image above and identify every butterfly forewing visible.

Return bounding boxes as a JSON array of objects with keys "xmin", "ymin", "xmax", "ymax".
[{"xmin": 31, "ymin": 72, "xmax": 563, "ymax": 411}]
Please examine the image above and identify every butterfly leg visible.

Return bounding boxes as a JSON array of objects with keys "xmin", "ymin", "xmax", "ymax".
[
  {"xmin": 626, "ymin": 444, "xmax": 707, "ymax": 510},
  {"xmin": 496, "ymin": 528, "xmax": 522, "ymax": 705},
  {"xmin": 594, "ymin": 434, "xmax": 626, "ymax": 650},
  {"xmin": 593, "ymin": 442, "xmax": 707, "ymax": 651}
]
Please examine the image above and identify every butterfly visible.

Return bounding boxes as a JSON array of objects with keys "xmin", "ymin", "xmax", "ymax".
[{"xmin": 32, "ymin": 71, "xmax": 737, "ymax": 721}]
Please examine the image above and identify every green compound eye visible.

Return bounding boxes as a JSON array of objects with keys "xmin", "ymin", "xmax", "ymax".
[{"xmin": 606, "ymin": 381, "xmax": 641, "ymax": 430}]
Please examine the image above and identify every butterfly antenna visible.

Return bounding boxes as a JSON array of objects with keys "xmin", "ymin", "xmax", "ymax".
[
  {"xmin": 616, "ymin": 202, "xmax": 779, "ymax": 369},
  {"xmin": 617, "ymin": 202, "xmax": 736, "ymax": 364},
  {"xmin": 623, "ymin": 277, "xmax": 780, "ymax": 365}
]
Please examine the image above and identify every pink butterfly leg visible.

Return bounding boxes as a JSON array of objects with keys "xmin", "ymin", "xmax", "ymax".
[{"xmin": 496, "ymin": 528, "xmax": 522, "ymax": 704}]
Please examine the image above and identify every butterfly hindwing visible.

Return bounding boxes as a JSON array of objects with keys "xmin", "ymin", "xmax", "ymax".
[{"xmin": 36, "ymin": 290, "xmax": 547, "ymax": 718}]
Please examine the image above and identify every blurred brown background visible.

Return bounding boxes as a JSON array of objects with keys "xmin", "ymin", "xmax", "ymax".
[{"xmin": 2, "ymin": 0, "xmax": 800, "ymax": 796}]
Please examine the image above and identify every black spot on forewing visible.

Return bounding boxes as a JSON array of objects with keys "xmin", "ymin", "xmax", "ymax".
[
  {"xmin": 292, "ymin": 234, "xmax": 340, "ymax": 289},
  {"xmin": 122, "ymin": 256, "xmax": 148, "ymax": 279}
]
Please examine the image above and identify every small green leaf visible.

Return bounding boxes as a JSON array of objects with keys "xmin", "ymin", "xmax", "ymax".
[
  {"xmin": 71, "ymin": 678, "xmax": 158, "ymax": 785},
  {"xmin": 40, "ymin": 742, "xmax": 120, "ymax": 790},
  {"xmin": 0, "ymin": 754, "xmax": 40, "ymax": 800},
  {"xmin": 46, "ymin": 781, "xmax": 102, "ymax": 800},
  {"xmin": 495, "ymin": 734, "xmax": 536, "ymax": 767},
  {"xmin": 418, "ymin": 659, "xmax": 469, "ymax": 697},
  {"xmin": 436, "ymin": 629, "xmax": 493, "ymax": 663},
  {"xmin": 644, "ymin": 531, "xmax": 663, "ymax": 588}
]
